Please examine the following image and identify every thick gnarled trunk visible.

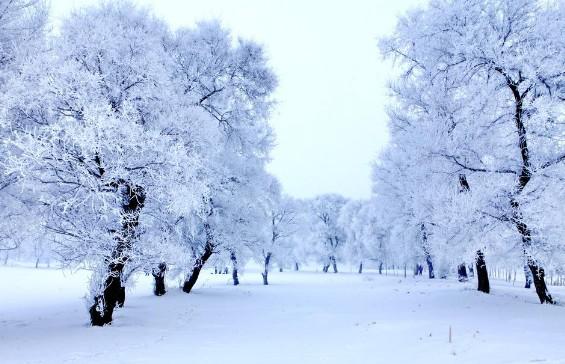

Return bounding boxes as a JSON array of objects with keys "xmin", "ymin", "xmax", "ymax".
[{"xmin": 89, "ymin": 183, "xmax": 145, "ymax": 326}]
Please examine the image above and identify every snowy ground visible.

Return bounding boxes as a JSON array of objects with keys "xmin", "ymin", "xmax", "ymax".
[{"xmin": 1, "ymin": 266, "xmax": 565, "ymax": 364}]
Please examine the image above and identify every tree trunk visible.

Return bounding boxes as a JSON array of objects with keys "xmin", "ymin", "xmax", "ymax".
[
  {"xmin": 506, "ymin": 81, "xmax": 553, "ymax": 304},
  {"xmin": 89, "ymin": 183, "xmax": 145, "ymax": 326},
  {"xmin": 421, "ymin": 224, "xmax": 434, "ymax": 279},
  {"xmin": 294, "ymin": 262, "xmax": 299, "ymax": 271},
  {"xmin": 458, "ymin": 264, "xmax": 468, "ymax": 282},
  {"xmin": 524, "ymin": 265, "xmax": 532, "ymax": 289},
  {"xmin": 475, "ymin": 250, "xmax": 489, "ymax": 294},
  {"xmin": 230, "ymin": 252, "xmax": 239, "ymax": 286},
  {"xmin": 378, "ymin": 262, "xmax": 383, "ymax": 275},
  {"xmin": 152, "ymin": 262, "xmax": 167, "ymax": 296},
  {"xmin": 183, "ymin": 225, "xmax": 214, "ymax": 294},
  {"xmin": 425, "ymin": 254, "xmax": 434, "ymax": 279},
  {"xmin": 262, "ymin": 252, "xmax": 271, "ymax": 285},
  {"xmin": 330, "ymin": 256, "xmax": 338, "ymax": 273},
  {"xmin": 358, "ymin": 262, "xmax": 363, "ymax": 274},
  {"xmin": 322, "ymin": 263, "xmax": 329, "ymax": 273},
  {"xmin": 528, "ymin": 263, "xmax": 554, "ymax": 304}
]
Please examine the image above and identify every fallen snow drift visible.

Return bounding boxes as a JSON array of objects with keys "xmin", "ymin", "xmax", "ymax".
[{"xmin": 1, "ymin": 266, "xmax": 564, "ymax": 364}]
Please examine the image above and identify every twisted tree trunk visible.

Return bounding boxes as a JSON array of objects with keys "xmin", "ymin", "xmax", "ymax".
[{"xmin": 89, "ymin": 183, "xmax": 145, "ymax": 326}]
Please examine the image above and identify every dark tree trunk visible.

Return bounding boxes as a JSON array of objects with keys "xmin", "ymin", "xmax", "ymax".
[
  {"xmin": 425, "ymin": 254, "xmax": 434, "ymax": 279},
  {"xmin": 358, "ymin": 262, "xmax": 363, "ymax": 274},
  {"xmin": 294, "ymin": 262, "xmax": 299, "ymax": 271},
  {"xmin": 89, "ymin": 183, "xmax": 145, "ymax": 326},
  {"xmin": 322, "ymin": 263, "xmax": 329, "ymax": 273},
  {"xmin": 152, "ymin": 262, "xmax": 167, "ymax": 296},
  {"xmin": 468, "ymin": 264, "xmax": 474, "ymax": 278},
  {"xmin": 262, "ymin": 252, "xmax": 272, "ymax": 285},
  {"xmin": 529, "ymin": 263, "xmax": 554, "ymax": 304},
  {"xmin": 330, "ymin": 256, "xmax": 338, "ymax": 273},
  {"xmin": 230, "ymin": 252, "xmax": 239, "ymax": 286},
  {"xmin": 279, "ymin": 267, "xmax": 283, "ymax": 273},
  {"xmin": 421, "ymin": 224, "xmax": 434, "ymax": 279},
  {"xmin": 183, "ymin": 225, "xmax": 214, "ymax": 294},
  {"xmin": 506, "ymin": 79, "xmax": 553, "ymax": 304},
  {"xmin": 475, "ymin": 250, "xmax": 490, "ymax": 294},
  {"xmin": 457, "ymin": 264, "xmax": 468, "ymax": 282},
  {"xmin": 378, "ymin": 262, "xmax": 383, "ymax": 275},
  {"xmin": 524, "ymin": 265, "xmax": 532, "ymax": 289}
]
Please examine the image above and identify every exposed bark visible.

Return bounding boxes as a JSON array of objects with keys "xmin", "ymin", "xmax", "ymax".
[
  {"xmin": 152, "ymin": 262, "xmax": 167, "ymax": 296},
  {"xmin": 230, "ymin": 251, "xmax": 239, "ymax": 286},
  {"xmin": 378, "ymin": 262, "xmax": 383, "ymax": 275},
  {"xmin": 262, "ymin": 252, "xmax": 272, "ymax": 285},
  {"xmin": 294, "ymin": 262, "xmax": 299, "ymax": 271},
  {"xmin": 89, "ymin": 183, "xmax": 145, "ymax": 326},
  {"xmin": 475, "ymin": 250, "xmax": 490, "ymax": 294},
  {"xmin": 182, "ymin": 224, "xmax": 214, "ymax": 294},
  {"xmin": 322, "ymin": 263, "xmax": 329, "ymax": 273},
  {"xmin": 358, "ymin": 262, "xmax": 363, "ymax": 274},
  {"xmin": 528, "ymin": 262, "xmax": 554, "ymax": 304}
]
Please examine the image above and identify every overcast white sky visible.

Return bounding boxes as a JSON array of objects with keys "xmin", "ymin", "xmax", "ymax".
[{"xmin": 50, "ymin": 0, "xmax": 424, "ymax": 199}]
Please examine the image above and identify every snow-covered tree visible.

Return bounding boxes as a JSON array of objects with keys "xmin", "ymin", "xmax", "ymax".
[
  {"xmin": 166, "ymin": 21, "xmax": 277, "ymax": 294},
  {"xmin": 376, "ymin": 0, "xmax": 565, "ymax": 303},
  {"xmin": 250, "ymin": 177, "xmax": 297, "ymax": 285},
  {"xmin": 0, "ymin": 0, "xmax": 47, "ymax": 253},
  {"xmin": 2, "ymin": 2, "xmax": 209, "ymax": 325},
  {"xmin": 310, "ymin": 194, "xmax": 347, "ymax": 273}
]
